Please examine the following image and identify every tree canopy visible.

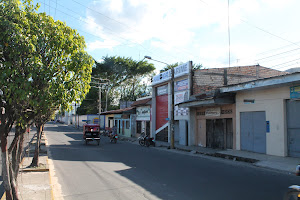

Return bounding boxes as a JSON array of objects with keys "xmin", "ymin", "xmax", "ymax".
[
  {"xmin": 0, "ymin": 0, "xmax": 93, "ymax": 198},
  {"xmin": 78, "ymin": 56, "xmax": 155, "ymax": 114},
  {"xmin": 161, "ymin": 62, "xmax": 203, "ymax": 72}
]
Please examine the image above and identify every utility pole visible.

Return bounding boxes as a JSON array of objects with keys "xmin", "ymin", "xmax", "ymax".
[
  {"xmin": 170, "ymin": 68, "xmax": 175, "ymax": 149},
  {"xmin": 91, "ymin": 77, "xmax": 110, "ymax": 127},
  {"xmin": 105, "ymin": 85, "xmax": 108, "ymax": 112},
  {"xmin": 99, "ymin": 83, "xmax": 101, "ymax": 127}
]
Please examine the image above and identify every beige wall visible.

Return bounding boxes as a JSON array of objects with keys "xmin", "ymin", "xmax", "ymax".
[
  {"xmin": 236, "ymin": 86, "xmax": 290, "ymax": 156},
  {"xmin": 195, "ymin": 104, "xmax": 236, "ymax": 149},
  {"xmin": 105, "ymin": 114, "xmax": 115, "ymax": 129}
]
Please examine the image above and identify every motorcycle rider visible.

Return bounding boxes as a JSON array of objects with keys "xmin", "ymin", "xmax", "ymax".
[{"xmin": 110, "ymin": 126, "xmax": 117, "ymax": 140}]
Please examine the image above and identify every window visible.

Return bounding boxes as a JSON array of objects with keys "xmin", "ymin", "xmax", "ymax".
[{"xmin": 126, "ymin": 121, "xmax": 130, "ymax": 129}]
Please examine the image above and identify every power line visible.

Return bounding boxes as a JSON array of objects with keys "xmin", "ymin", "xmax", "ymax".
[
  {"xmin": 70, "ymin": 0, "xmax": 201, "ymax": 61},
  {"xmin": 35, "ymin": 1, "xmax": 149, "ymax": 53},
  {"xmin": 256, "ymin": 41, "xmax": 300, "ymax": 56},
  {"xmin": 272, "ymin": 57, "xmax": 300, "ymax": 69},
  {"xmin": 256, "ymin": 47, "xmax": 300, "ymax": 62},
  {"xmin": 240, "ymin": 19, "xmax": 300, "ymax": 48},
  {"xmin": 198, "ymin": 0, "xmax": 300, "ymax": 70},
  {"xmin": 38, "ymin": 0, "xmax": 178, "ymax": 62},
  {"xmin": 201, "ymin": 0, "xmax": 300, "ymax": 49}
]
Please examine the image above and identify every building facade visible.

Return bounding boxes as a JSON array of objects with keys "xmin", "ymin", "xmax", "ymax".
[
  {"xmin": 220, "ymin": 72, "xmax": 300, "ymax": 157},
  {"xmin": 132, "ymin": 96, "xmax": 152, "ymax": 137},
  {"xmin": 179, "ymin": 65, "xmax": 287, "ymax": 150},
  {"xmin": 151, "ymin": 61, "xmax": 192, "ymax": 144}
]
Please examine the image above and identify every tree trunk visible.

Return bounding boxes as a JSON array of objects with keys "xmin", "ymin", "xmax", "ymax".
[
  {"xmin": 30, "ymin": 124, "xmax": 42, "ymax": 167},
  {"xmin": 9, "ymin": 162, "xmax": 19, "ymax": 200},
  {"xmin": 11, "ymin": 136, "xmax": 19, "ymax": 179},
  {"xmin": 15, "ymin": 133, "xmax": 24, "ymax": 176},
  {"xmin": 1, "ymin": 135, "xmax": 13, "ymax": 200},
  {"xmin": 11, "ymin": 127, "xmax": 24, "ymax": 179}
]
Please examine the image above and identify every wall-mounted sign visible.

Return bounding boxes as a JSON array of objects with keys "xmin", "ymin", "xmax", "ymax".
[
  {"xmin": 290, "ymin": 86, "xmax": 300, "ymax": 99},
  {"xmin": 136, "ymin": 106, "xmax": 151, "ymax": 117},
  {"xmin": 175, "ymin": 79, "xmax": 188, "ymax": 92},
  {"xmin": 152, "ymin": 70, "xmax": 171, "ymax": 85},
  {"xmin": 266, "ymin": 121, "xmax": 270, "ymax": 133},
  {"xmin": 205, "ymin": 107, "xmax": 221, "ymax": 117},
  {"xmin": 175, "ymin": 91, "xmax": 188, "ymax": 104},
  {"xmin": 175, "ymin": 106, "xmax": 189, "ymax": 116},
  {"xmin": 157, "ymin": 85, "xmax": 168, "ymax": 96},
  {"xmin": 174, "ymin": 62, "xmax": 189, "ymax": 78}
]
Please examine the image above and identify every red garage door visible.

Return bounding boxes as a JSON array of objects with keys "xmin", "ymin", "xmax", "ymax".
[{"xmin": 156, "ymin": 94, "xmax": 168, "ymax": 130}]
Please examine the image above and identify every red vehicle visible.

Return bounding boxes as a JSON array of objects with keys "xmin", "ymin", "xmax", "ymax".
[{"xmin": 83, "ymin": 124, "xmax": 100, "ymax": 145}]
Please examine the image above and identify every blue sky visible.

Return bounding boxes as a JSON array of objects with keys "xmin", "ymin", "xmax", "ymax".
[{"xmin": 35, "ymin": 0, "xmax": 300, "ymax": 72}]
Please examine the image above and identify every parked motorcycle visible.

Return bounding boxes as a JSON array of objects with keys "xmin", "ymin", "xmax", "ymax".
[
  {"xmin": 145, "ymin": 135, "xmax": 155, "ymax": 147},
  {"xmin": 138, "ymin": 132, "xmax": 155, "ymax": 147},
  {"xmin": 138, "ymin": 133, "xmax": 146, "ymax": 146}
]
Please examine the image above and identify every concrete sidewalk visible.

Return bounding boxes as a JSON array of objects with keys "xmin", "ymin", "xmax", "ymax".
[
  {"xmin": 1, "ymin": 134, "xmax": 53, "ymax": 200},
  {"xmin": 158, "ymin": 141, "xmax": 300, "ymax": 174},
  {"xmin": 119, "ymin": 136, "xmax": 300, "ymax": 174}
]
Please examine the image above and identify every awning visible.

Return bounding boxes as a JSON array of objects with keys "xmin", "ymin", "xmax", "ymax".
[{"xmin": 177, "ymin": 96, "xmax": 235, "ymax": 108}]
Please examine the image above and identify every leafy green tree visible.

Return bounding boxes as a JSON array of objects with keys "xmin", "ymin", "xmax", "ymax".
[
  {"xmin": 0, "ymin": 0, "xmax": 93, "ymax": 198},
  {"xmin": 161, "ymin": 62, "xmax": 203, "ymax": 72},
  {"xmin": 26, "ymin": 3, "xmax": 93, "ymax": 166},
  {"xmin": 78, "ymin": 56, "xmax": 155, "ymax": 113}
]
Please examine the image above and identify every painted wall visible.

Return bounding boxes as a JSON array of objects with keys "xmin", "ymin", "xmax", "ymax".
[
  {"xmin": 236, "ymin": 86, "xmax": 289, "ymax": 156},
  {"xmin": 123, "ymin": 119, "xmax": 131, "ymax": 137},
  {"xmin": 156, "ymin": 94, "xmax": 168, "ymax": 130},
  {"xmin": 61, "ymin": 115, "xmax": 86, "ymax": 127},
  {"xmin": 105, "ymin": 114, "xmax": 115, "ymax": 130}
]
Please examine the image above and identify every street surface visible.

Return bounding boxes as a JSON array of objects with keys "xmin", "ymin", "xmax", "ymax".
[{"xmin": 45, "ymin": 123, "xmax": 300, "ymax": 200}]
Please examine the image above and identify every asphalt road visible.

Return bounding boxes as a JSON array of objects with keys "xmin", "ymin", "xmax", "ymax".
[{"xmin": 46, "ymin": 123, "xmax": 300, "ymax": 200}]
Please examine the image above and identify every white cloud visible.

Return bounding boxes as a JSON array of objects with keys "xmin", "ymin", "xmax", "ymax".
[
  {"xmin": 84, "ymin": 0, "xmax": 267, "ymax": 50},
  {"xmin": 81, "ymin": 0, "xmax": 300, "ymax": 69},
  {"xmin": 87, "ymin": 39, "xmax": 121, "ymax": 51}
]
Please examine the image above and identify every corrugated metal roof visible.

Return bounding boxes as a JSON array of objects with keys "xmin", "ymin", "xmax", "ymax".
[{"xmin": 100, "ymin": 107, "xmax": 135, "ymax": 115}]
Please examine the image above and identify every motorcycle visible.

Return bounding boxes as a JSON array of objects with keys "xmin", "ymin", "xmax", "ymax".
[
  {"xmin": 110, "ymin": 133, "xmax": 118, "ymax": 143},
  {"xmin": 284, "ymin": 164, "xmax": 300, "ymax": 200},
  {"xmin": 284, "ymin": 185, "xmax": 300, "ymax": 200},
  {"xmin": 138, "ymin": 133, "xmax": 146, "ymax": 146},
  {"xmin": 138, "ymin": 132, "xmax": 155, "ymax": 147}
]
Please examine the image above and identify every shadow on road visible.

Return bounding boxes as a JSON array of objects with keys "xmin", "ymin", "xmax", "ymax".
[{"xmin": 45, "ymin": 124, "xmax": 299, "ymax": 200}]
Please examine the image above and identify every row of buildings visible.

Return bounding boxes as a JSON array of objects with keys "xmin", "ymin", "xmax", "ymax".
[{"xmin": 99, "ymin": 63, "xmax": 300, "ymax": 158}]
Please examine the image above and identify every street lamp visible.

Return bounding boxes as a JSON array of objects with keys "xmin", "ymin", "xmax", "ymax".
[{"xmin": 144, "ymin": 56, "xmax": 175, "ymax": 149}]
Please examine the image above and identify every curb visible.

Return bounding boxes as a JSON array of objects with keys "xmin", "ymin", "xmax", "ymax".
[
  {"xmin": 44, "ymin": 133, "xmax": 55, "ymax": 200},
  {"xmin": 156, "ymin": 144, "xmax": 259, "ymax": 164},
  {"xmin": 0, "ymin": 193, "xmax": 5, "ymax": 200}
]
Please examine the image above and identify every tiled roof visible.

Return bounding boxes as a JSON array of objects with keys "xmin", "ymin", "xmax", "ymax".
[{"xmin": 131, "ymin": 98, "xmax": 151, "ymax": 107}]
